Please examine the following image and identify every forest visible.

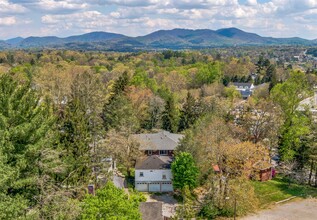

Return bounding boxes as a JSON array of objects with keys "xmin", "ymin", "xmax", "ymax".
[{"xmin": 0, "ymin": 48, "xmax": 317, "ymax": 219}]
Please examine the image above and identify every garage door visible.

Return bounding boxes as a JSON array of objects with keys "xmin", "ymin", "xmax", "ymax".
[
  {"xmin": 161, "ymin": 182, "xmax": 173, "ymax": 192},
  {"xmin": 135, "ymin": 182, "xmax": 148, "ymax": 192},
  {"xmin": 149, "ymin": 183, "xmax": 160, "ymax": 192}
]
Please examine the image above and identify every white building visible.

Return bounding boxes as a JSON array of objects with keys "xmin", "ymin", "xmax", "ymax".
[
  {"xmin": 135, "ymin": 155, "xmax": 174, "ymax": 192},
  {"xmin": 232, "ymin": 82, "xmax": 255, "ymax": 99}
]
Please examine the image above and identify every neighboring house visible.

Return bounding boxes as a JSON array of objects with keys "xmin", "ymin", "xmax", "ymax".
[
  {"xmin": 133, "ymin": 130, "xmax": 184, "ymax": 156},
  {"xmin": 135, "ymin": 155, "xmax": 174, "ymax": 192},
  {"xmin": 232, "ymin": 82, "xmax": 255, "ymax": 99}
]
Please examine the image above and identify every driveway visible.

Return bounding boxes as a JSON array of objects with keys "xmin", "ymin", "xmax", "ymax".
[
  {"xmin": 241, "ymin": 198, "xmax": 317, "ymax": 220},
  {"xmin": 146, "ymin": 193, "xmax": 178, "ymax": 218}
]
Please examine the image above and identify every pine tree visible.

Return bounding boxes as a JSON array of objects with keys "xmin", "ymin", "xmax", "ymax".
[
  {"xmin": 0, "ymin": 73, "xmax": 60, "ymax": 216},
  {"xmin": 179, "ymin": 92, "xmax": 200, "ymax": 131},
  {"xmin": 58, "ymin": 72, "xmax": 104, "ymax": 186},
  {"xmin": 162, "ymin": 95, "xmax": 179, "ymax": 132},
  {"xmin": 102, "ymin": 72, "xmax": 139, "ymax": 132}
]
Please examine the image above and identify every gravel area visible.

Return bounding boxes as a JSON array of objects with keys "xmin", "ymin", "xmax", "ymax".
[
  {"xmin": 241, "ymin": 198, "xmax": 317, "ymax": 220},
  {"xmin": 146, "ymin": 193, "xmax": 178, "ymax": 218}
]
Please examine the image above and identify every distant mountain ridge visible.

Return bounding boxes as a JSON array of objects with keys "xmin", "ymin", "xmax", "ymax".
[{"xmin": 2, "ymin": 28, "xmax": 317, "ymax": 51}]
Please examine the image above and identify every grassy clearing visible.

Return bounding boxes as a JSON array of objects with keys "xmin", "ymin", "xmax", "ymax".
[{"xmin": 252, "ymin": 176, "xmax": 317, "ymax": 208}]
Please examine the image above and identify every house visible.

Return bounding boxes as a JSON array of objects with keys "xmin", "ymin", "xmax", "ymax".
[
  {"xmin": 133, "ymin": 130, "xmax": 184, "ymax": 156},
  {"xmin": 135, "ymin": 155, "xmax": 174, "ymax": 192},
  {"xmin": 232, "ymin": 82, "xmax": 255, "ymax": 99}
]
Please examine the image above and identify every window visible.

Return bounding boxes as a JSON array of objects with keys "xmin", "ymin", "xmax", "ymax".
[
  {"xmin": 159, "ymin": 150, "xmax": 168, "ymax": 155},
  {"xmin": 139, "ymin": 172, "xmax": 144, "ymax": 177},
  {"xmin": 162, "ymin": 174, "xmax": 166, "ymax": 179},
  {"xmin": 147, "ymin": 150, "xmax": 152, "ymax": 155}
]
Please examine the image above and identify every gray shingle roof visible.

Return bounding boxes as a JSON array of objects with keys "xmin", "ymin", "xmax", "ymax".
[
  {"xmin": 232, "ymin": 82, "xmax": 253, "ymax": 87},
  {"xmin": 132, "ymin": 130, "xmax": 184, "ymax": 151},
  {"xmin": 135, "ymin": 155, "xmax": 173, "ymax": 170}
]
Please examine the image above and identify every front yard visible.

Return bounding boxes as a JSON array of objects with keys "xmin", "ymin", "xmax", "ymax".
[{"xmin": 252, "ymin": 176, "xmax": 317, "ymax": 208}]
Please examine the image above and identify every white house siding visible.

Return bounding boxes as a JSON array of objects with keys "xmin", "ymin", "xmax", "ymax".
[{"xmin": 135, "ymin": 169, "xmax": 173, "ymax": 192}]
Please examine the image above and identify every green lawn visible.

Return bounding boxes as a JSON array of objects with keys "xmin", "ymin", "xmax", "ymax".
[{"xmin": 252, "ymin": 176, "xmax": 317, "ymax": 208}]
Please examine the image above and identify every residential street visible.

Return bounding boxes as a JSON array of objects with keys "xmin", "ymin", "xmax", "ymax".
[{"xmin": 241, "ymin": 198, "xmax": 317, "ymax": 220}]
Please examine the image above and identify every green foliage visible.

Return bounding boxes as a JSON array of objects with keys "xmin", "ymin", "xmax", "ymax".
[
  {"xmin": 81, "ymin": 182, "xmax": 145, "ymax": 220},
  {"xmin": 102, "ymin": 95, "xmax": 139, "ymax": 132},
  {"xmin": 224, "ymin": 85, "xmax": 241, "ymax": 104},
  {"xmin": 59, "ymin": 97, "xmax": 91, "ymax": 185},
  {"xmin": 271, "ymin": 71, "xmax": 309, "ymax": 118},
  {"xmin": 178, "ymin": 92, "xmax": 202, "ymax": 131},
  {"xmin": 131, "ymin": 70, "xmax": 158, "ymax": 92},
  {"xmin": 0, "ymin": 73, "xmax": 55, "ymax": 200},
  {"xmin": 102, "ymin": 72, "xmax": 139, "ymax": 132},
  {"xmin": 199, "ymin": 203, "xmax": 220, "ymax": 219},
  {"xmin": 171, "ymin": 152, "xmax": 199, "ymax": 190},
  {"xmin": 193, "ymin": 61, "xmax": 223, "ymax": 86},
  {"xmin": 271, "ymin": 71, "xmax": 311, "ymax": 162},
  {"xmin": 0, "ymin": 73, "xmax": 75, "ymax": 218},
  {"xmin": 161, "ymin": 95, "xmax": 179, "ymax": 133}
]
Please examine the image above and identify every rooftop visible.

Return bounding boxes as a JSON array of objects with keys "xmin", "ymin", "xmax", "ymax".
[
  {"xmin": 135, "ymin": 155, "xmax": 173, "ymax": 170},
  {"xmin": 132, "ymin": 130, "xmax": 184, "ymax": 151},
  {"xmin": 232, "ymin": 82, "xmax": 253, "ymax": 87}
]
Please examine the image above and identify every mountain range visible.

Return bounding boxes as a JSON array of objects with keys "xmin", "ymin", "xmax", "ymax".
[{"xmin": 1, "ymin": 28, "xmax": 317, "ymax": 51}]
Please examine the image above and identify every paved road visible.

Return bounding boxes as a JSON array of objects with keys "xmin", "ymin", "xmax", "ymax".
[{"xmin": 241, "ymin": 198, "xmax": 317, "ymax": 220}]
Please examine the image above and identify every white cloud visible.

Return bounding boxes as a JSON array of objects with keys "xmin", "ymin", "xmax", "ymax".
[
  {"xmin": 0, "ymin": 0, "xmax": 27, "ymax": 13},
  {"xmin": 1, "ymin": 0, "xmax": 317, "ymax": 40},
  {"xmin": 0, "ymin": 16, "xmax": 17, "ymax": 26},
  {"xmin": 246, "ymin": 0, "xmax": 257, "ymax": 6},
  {"xmin": 98, "ymin": 0, "xmax": 162, "ymax": 7},
  {"xmin": 36, "ymin": 0, "xmax": 88, "ymax": 11}
]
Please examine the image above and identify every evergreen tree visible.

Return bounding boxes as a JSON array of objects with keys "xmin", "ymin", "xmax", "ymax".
[
  {"xmin": 59, "ymin": 97, "xmax": 91, "ymax": 185},
  {"xmin": 162, "ymin": 95, "xmax": 179, "ymax": 133},
  {"xmin": 59, "ymin": 72, "xmax": 104, "ymax": 186},
  {"xmin": 179, "ymin": 92, "xmax": 200, "ymax": 131},
  {"xmin": 0, "ymin": 73, "xmax": 60, "ymax": 216},
  {"xmin": 102, "ymin": 72, "xmax": 139, "ymax": 132}
]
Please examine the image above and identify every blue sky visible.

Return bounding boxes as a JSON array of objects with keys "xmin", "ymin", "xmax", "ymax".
[{"xmin": 0, "ymin": 0, "xmax": 316, "ymax": 40}]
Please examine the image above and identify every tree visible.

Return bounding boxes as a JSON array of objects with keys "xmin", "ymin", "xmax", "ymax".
[
  {"xmin": 102, "ymin": 72, "xmax": 139, "ymax": 132},
  {"xmin": 162, "ymin": 95, "xmax": 179, "ymax": 132},
  {"xmin": 81, "ymin": 182, "xmax": 145, "ymax": 220},
  {"xmin": 102, "ymin": 128, "xmax": 142, "ymax": 177},
  {"xmin": 172, "ymin": 152, "xmax": 199, "ymax": 190},
  {"xmin": 178, "ymin": 92, "xmax": 201, "ymax": 131},
  {"xmin": 239, "ymin": 99, "xmax": 282, "ymax": 145},
  {"xmin": 224, "ymin": 85, "xmax": 241, "ymax": 106},
  {"xmin": 0, "ymin": 73, "xmax": 69, "ymax": 218},
  {"xmin": 271, "ymin": 71, "xmax": 311, "ymax": 163},
  {"xmin": 59, "ymin": 72, "xmax": 104, "ymax": 187}
]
